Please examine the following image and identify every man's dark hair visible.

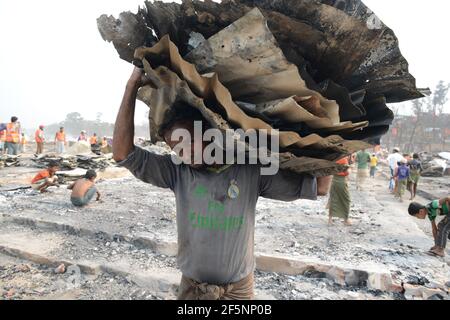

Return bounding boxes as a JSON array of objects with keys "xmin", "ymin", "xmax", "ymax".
[
  {"xmin": 85, "ymin": 169, "xmax": 97, "ymax": 180},
  {"xmin": 413, "ymin": 153, "xmax": 419, "ymax": 159},
  {"xmin": 408, "ymin": 202, "xmax": 425, "ymax": 216},
  {"xmin": 11, "ymin": 116, "xmax": 18, "ymax": 123},
  {"xmin": 159, "ymin": 102, "xmax": 208, "ymax": 137},
  {"xmin": 48, "ymin": 160, "xmax": 59, "ymax": 168},
  {"xmin": 60, "ymin": 127, "xmax": 64, "ymax": 130}
]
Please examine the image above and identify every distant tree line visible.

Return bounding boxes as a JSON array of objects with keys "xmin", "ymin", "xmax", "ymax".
[
  {"xmin": 382, "ymin": 81, "xmax": 450, "ymax": 153},
  {"xmin": 32, "ymin": 112, "xmax": 150, "ymax": 141}
]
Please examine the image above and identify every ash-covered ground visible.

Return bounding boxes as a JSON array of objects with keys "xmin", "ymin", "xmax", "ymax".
[{"xmin": 0, "ymin": 160, "xmax": 449, "ymax": 300}]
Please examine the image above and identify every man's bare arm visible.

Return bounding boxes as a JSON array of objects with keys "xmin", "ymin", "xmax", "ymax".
[
  {"xmin": 439, "ymin": 197, "xmax": 450, "ymax": 207},
  {"xmin": 113, "ymin": 67, "xmax": 148, "ymax": 162},
  {"xmin": 317, "ymin": 176, "xmax": 332, "ymax": 196}
]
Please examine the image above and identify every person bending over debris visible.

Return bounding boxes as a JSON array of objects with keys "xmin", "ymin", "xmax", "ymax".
[
  {"xmin": 113, "ymin": 67, "xmax": 332, "ymax": 300},
  {"xmin": 67, "ymin": 169, "xmax": 101, "ymax": 207},
  {"xmin": 409, "ymin": 197, "xmax": 450, "ymax": 257},
  {"xmin": 31, "ymin": 161, "xmax": 60, "ymax": 193}
]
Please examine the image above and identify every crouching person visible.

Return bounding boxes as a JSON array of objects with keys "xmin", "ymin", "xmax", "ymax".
[
  {"xmin": 31, "ymin": 161, "xmax": 60, "ymax": 193},
  {"xmin": 68, "ymin": 169, "xmax": 101, "ymax": 207},
  {"xmin": 409, "ymin": 197, "xmax": 450, "ymax": 257}
]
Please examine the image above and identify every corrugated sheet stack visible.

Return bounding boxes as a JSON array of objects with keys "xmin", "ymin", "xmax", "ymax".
[{"xmin": 97, "ymin": 0, "xmax": 426, "ymax": 176}]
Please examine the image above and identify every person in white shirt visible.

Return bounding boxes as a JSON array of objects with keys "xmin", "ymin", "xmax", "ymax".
[
  {"xmin": 386, "ymin": 148, "xmax": 405, "ymax": 194},
  {"xmin": 387, "ymin": 148, "xmax": 404, "ymax": 177}
]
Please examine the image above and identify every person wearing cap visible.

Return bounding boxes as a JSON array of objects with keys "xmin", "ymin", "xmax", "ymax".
[
  {"xmin": 394, "ymin": 158, "xmax": 409, "ymax": 202},
  {"xmin": 409, "ymin": 197, "xmax": 450, "ymax": 257},
  {"xmin": 35, "ymin": 125, "xmax": 45, "ymax": 154}
]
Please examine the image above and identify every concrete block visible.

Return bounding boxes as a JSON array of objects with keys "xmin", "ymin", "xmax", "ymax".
[{"xmin": 367, "ymin": 272, "xmax": 394, "ymax": 291}]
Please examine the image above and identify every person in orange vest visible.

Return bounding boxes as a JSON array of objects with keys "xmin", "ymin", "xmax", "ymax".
[
  {"xmin": 35, "ymin": 125, "xmax": 45, "ymax": 154},
  {"xmin": 89, "ymin": 133, "xmax": 98, "ymax": 146},
  {"xmin": 5, "ymin": 116, "xmax": 21, "ymax": 155},
  {"xmin": 54, "ymin": 127, "xmax": 67, "ymax": 154}
]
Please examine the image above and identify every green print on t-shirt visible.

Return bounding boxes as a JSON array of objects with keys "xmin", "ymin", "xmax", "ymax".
[
  {"xmin": 188, "ymin": 186, "xmax": 243, "ymax": 232},
  {"xmin": 188, "ymin": 210, "xmax": 244, "ymax": 231},
  {"xmin": 194, "ymin": 184, "xmax": 208, "ymax": 198}
]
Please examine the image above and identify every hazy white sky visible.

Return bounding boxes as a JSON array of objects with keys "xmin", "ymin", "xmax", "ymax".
[{"xmin": 1, "ymin": 0, "xmax": 449, "ymax": 130}]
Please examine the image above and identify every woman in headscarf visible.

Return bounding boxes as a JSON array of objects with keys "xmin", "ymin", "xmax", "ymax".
[{"xmin": 328, "ymin": 156, "xmax": 352, "ymax": 226}]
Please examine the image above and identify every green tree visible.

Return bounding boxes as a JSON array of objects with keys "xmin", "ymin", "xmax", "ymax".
[
  {"xmin": 65, "ymin": 112, "xmax": 84, "ymax": 123},
  {"xmin": 432, "ymin": 81, "xmax": 450, "ymax": 116}
]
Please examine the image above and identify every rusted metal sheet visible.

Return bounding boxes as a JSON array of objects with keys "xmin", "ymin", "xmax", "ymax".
[
  {"xmin": 133, "ymin": 37, "xmax": 371, "ymax": 174},
  {"xmin": 97, "ymin": 1, "xmax": 412, "ymax": 174}
]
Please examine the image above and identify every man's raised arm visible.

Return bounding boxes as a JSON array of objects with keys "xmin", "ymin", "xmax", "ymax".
[{"xmin": 113, "ymin": 67, "xmax": 146, "ymax": 162}]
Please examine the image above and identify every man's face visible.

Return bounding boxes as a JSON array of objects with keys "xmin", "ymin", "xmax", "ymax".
[{"xmin": 164, "ymin": 121, "xmax": 207, "ymax": 169}]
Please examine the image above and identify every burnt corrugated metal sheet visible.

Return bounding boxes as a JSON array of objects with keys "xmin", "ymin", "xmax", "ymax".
[{"xmin": 97, "ymin": 0, "xmax": 423, "ymax": 174}]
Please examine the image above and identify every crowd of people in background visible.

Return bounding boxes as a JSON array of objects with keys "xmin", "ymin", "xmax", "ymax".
[
  {"xmin": 0, "ymin": 115, "xmax": 105, "ymax": 208},
  {"xmin": 2, "ymin": 114, "xmax": 449, "ymax": 259},
  {"xmin": 0, "ymin": 116, "xmax": 111, "ymax": 156},
  {"xmin": 327, "ymin": 146, "xmax": 450, "ymax": 259}
]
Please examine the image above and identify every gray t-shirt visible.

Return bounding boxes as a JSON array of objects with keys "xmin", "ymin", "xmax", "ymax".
[{"xmin": 119, "ymin": 146, "xmax": 317, "ymax": 285}]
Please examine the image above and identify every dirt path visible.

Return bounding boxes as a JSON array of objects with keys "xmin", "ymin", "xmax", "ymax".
[{"xmin": 0, "ymin": 164, "xmax": 449, "ymax": 300}]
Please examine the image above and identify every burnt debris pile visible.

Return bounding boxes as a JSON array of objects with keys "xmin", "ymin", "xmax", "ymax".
[{"xmin": 97, "ymin": 0, "xmax": 425, "ymax": 176}]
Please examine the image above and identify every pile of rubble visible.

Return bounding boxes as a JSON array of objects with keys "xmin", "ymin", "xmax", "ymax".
[
  {"xmin": 137, "ymin": 140, "xmax": 172, "ymax": 155},
  {"xmin": 31, "ymin": 154, "xmax": 116, "ymax": 171},
  {"xmin": 97, "ymin": 0, "xmax": 425, "ymax": 176},
  {"xmin": 0, "ymin": 155, "xmax": 20, "ymax": 168},
  {"xmin": 420, "ymin": 152, "xmax": 449, "ymax": 177}
]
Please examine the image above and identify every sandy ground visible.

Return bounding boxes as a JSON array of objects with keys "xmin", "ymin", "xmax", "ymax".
[{"xmin": 0, "ymin": 159, "xmax": 449, "ymax": 300}]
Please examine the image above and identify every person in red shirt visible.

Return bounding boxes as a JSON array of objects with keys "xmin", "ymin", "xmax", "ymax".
[
  {"xmin": 327, "ymin": 157, "xmax": 352, "ymax": 226},
  {"xmin": 31, "ymin": 161, "xmax": 60, "ymax": 193}
]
